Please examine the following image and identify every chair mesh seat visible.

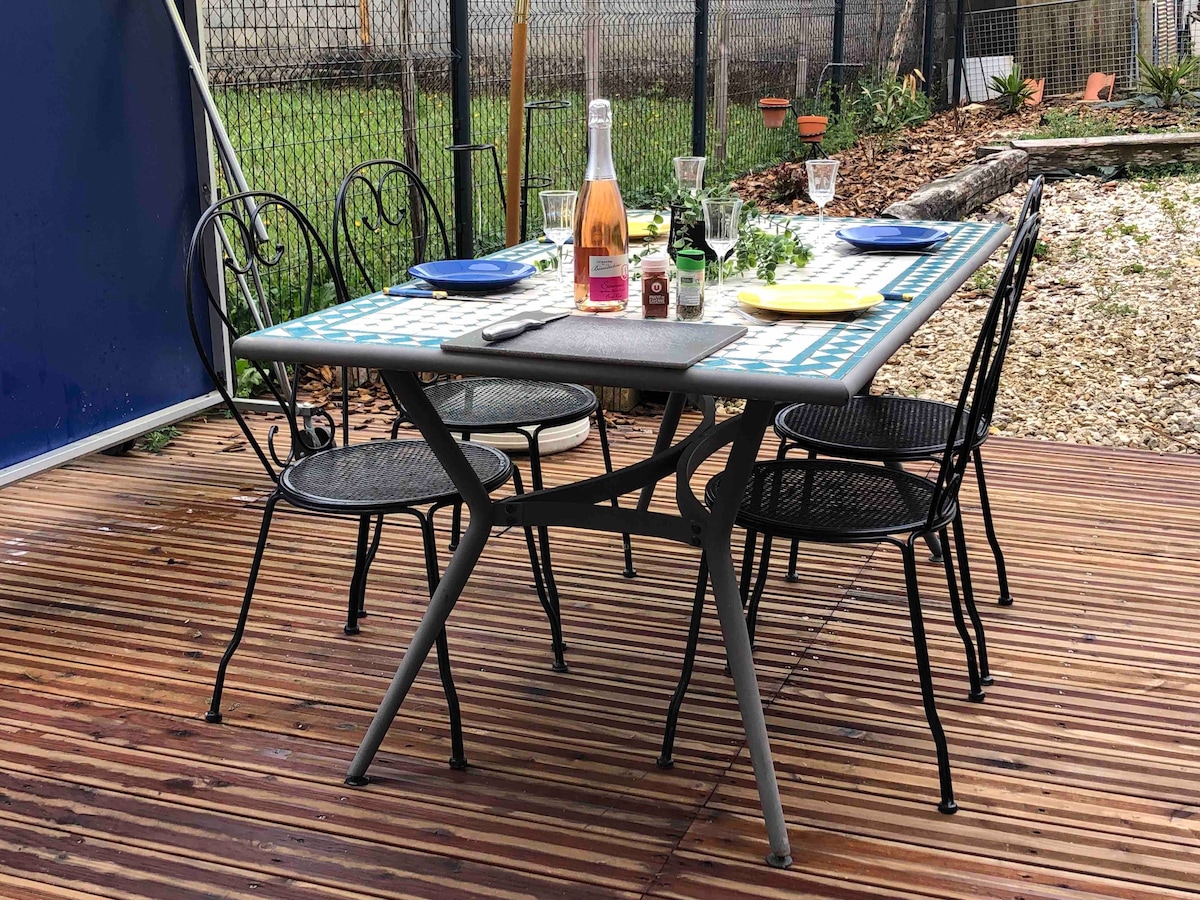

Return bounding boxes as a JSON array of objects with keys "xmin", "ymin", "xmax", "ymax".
[
  {"xmin": 775, "ymin": 396, "xmax": 974, "ymax": 460},
  {"xmin": 280, "ymin": 439, "xmax": 510, "ymax": 512},
  {"xmin": 422, "ymin": 377, "xmax": 597, "ymax": 431},
  {"xmin": 706, "ymin": 459, "xmax": 946, "ymax": 541}
]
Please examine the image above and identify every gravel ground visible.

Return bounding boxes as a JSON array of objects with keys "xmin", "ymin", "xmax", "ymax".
[{"xmin": 872, "ymin": 174, "xmax": 1200, "ymax": 454}]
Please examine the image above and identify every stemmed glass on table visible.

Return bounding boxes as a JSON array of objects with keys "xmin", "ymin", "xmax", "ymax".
[
  {"xmin": 805, "ymin": 158, "xmax": 839, "ymax": 226},
  {"xmin": 539, "ymin": 190, "xmax": 578, "ymax": 285},
  {"xmin": 702, "ymin": 197, "xmax": 743, "ymax": 307}
]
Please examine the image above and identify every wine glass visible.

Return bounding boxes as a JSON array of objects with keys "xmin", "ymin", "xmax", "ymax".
[
  {"xmin": 805, "ymin": 159, "xmax": 839, "ymax": 226},
  {"xmin": 539, "ymin": 190, "xmax": 577, "ymax": 285},
  {"xmin": 702, "ymin": 197, "xmax": 743, "ymax": 306},
  {"xmin": 673, "ymin": 156, "xmax": 706, "ymax": 195}
]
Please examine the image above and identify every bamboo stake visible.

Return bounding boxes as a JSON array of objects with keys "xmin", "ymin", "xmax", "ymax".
[
  {"xmin": 358, "ymin": 0, "xmax": 372, "ymax": 47},
  {"xmin": 504, "ymin": 0, "xmax": 531, "ymax": 246}
]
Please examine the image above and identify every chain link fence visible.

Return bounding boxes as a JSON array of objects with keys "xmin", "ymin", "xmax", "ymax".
[
  {"xmin": 961, "ymin": 0, "xmax": 1139, "ymax": 100},
  {"xmin": 202, "ymin": 0, "xmax": 930, "ymax": 271}
]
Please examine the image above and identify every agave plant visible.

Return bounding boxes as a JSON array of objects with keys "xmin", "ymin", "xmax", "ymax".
[
  {"xmin": 1138, "ymin": 55, "xmax": 1199, "ymax": 108},
  {"xmin": 989, "ymin": 64, "xmax": 1034, "ymax": 114}
]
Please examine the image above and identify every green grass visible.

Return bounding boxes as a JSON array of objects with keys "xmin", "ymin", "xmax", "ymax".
[
  {"xmin": 214, "ymin": 86, "xmax": 793, "ymax": 268},
  {"xmin": 1020, "ymin": 109, "xmax": 1130, "ymax": 140}
]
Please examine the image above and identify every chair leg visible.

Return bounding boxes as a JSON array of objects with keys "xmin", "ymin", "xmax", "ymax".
[
  {"xmin": 595, "ymin": 406, "xmax": 635, "ymax": 578},
  {"xmin": 974, "ymin": 448, "xmax": 1014, "ymax": 606},
  {"xmin": 746, "ymin": 534, "xmax": 775, "ymax": 649},
  {"xmin": 899, "ymin": 537, "xmax": 957, "ymax": 814},
  {"xmin": 658, "ymin": 554, "xmax": 708, "ymax": 769},
  {"xmin": 739, "ymin": 529, "xmax": 758, "ymax": 604},
  {"xmin": 418, "ymin": 513, "xmax": 468, "ymax": 770},
  {"xmin": 358, "ymin": 513, "xmax": 386, "ymax": 619},
  {"xmin": 345, "ymin": 515, "xmax": 371, "ymax": 635},
  {"xmin": 206, "ymin": 494, "xmax": 280, "ymax": 724},
  {"xmin": 938, "ymin": 527, "xmax": 985, "ymax": 702},
  {"xmin": 526, "ymin": 433, "xmax": 567, "ymax": 661},
  {"xmin": 953, "ymin": 512, "xmax": 992, "ymax": 686},
  {"xmin": 785, "ymin": 539, "xmax": 801, "ymax": 583},
  {"xmin": 448, "ymin": 430, "xmax": 469, "ymax": 552},
  {"xmin": 511, "ymin": 466, "xmax": 567, "ymax": 672}
]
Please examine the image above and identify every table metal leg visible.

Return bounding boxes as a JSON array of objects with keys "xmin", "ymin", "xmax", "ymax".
[
  {"xmin": 346, "ymin": 372, "xmax": 497, "ymax": 784},
  {"xmin": 701, "ymin": 398, "xmax": 793, "ymax": 869}
]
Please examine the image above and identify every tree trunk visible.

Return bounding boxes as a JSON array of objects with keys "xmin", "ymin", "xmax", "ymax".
[{"xmin": 887, "ymin": 0, "xmax": 919, "ymax": 75}]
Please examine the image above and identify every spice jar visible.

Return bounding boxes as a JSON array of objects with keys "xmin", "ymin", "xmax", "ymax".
[
  {"xmin": 640, "ymin": 254, "xmax": 670, "ymax": 318},
  {"xmin": 675, "ymin": 249, "xmax": 706, "ymax": 321}
]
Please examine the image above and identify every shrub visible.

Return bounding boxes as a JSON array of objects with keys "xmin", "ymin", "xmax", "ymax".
[
  {"xmin": 1138, "ymin": 55, "xmax": 1199, "ymax": 108},
  {"xmin": 855, "ymin": 70, "xmax": 930, "ymax": 134},
  {"xmin": 989, "ymin": 65, "xmax": 1034, "ymax": 114}
]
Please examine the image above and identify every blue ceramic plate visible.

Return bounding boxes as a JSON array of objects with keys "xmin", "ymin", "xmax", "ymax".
[
  {"xmin": 409, "ymin": 259, "xmax": 538, "ymax": 291},
  {"xmin": 835, "ymin": 224, "xmax": 950, "ymax": 251}
]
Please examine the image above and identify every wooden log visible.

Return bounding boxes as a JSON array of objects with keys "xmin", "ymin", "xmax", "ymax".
[
  {"xmin": 882, "ymin": 149, "xmax": 1029, "ymax": 221},
  {"xmin": 1008, "ymin": 131, "xmax": 1200, "ymax": 172}
]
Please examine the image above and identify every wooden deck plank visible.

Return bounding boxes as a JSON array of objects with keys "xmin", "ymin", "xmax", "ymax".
[{"xmin": 1, "ymin": 412, "xmax": 1200, "ymax": 897}]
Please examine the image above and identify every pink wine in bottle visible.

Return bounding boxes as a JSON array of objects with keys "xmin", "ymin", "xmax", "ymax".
[{"xmin": 573, "ymin": 99, "xmax": 629, "ymax": 312}]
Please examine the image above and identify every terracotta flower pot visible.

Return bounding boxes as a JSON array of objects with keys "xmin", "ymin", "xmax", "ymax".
[
  {"xmin": 796, "ymin": 115, "xmax": 827, "ymax": 143},
  {"xmin": 758, "ymin": 98, "xmax": 791, "ymax": 129}
]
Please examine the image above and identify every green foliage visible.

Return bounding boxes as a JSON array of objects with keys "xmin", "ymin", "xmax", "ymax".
[
  {"xmin": 988, "ymin": 65, "xmax": 1034, "ymax": 114},
  {"xmin": 855, "ymin": 71, "xmax": 930, "ymax": 134},
  {"xmin": 1020, "ymin": 108, "xmax": 1128, "ymax": 140},
  {"xmin": 726, "ymin": 212, "xmax": 814, "ymax": 283},
  {"xmin": 1138, "ymin": 55, "xmax": 1199, "ymax": 108},
  {"xmin": 140, "ymin": 426, "xmax": 181, "ymax": 454},
  {"xmin": 235, "ymin": 358, "xmax": 266, "ymax": 398}
]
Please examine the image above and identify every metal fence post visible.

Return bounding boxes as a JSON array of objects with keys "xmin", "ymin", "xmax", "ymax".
[
  {"xmin": 449, "ymin": 0, "xmax": 474, "ymax": 259},
  {"xmin": 691, "ymin": 0, "xmax": 709, "ymax": 157},
  {"xmin": 832, "ymin": 0, "xmax": 845, "ymax": 113},
  {"xmin": 922, "ymin": 0, "xmax": 935, "ymax": 95},
  {"xmin": 952, "ymin": 0, "xmax": 966, "ymax": 105}
]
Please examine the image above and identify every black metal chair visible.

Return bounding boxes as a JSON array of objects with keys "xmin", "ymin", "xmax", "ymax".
[
  {"xmin": 332, "ymin": 159, "xmax": 632, "ymax": 673},
  {"xmin": 773, "ymin": 177, "xmax": 1046, "ymax": 602},
  {"xmin": 658, "ymin": 207, "xmax": 1042, "ymax": 814},
  {"xmin": 187, "ymin": 190, "xmax": 523, "ymax": 769}
]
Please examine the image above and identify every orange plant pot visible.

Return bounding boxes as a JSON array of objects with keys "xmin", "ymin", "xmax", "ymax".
[
  {"xmin": 796, "ymin": 115, "xmax": 827, "ymax": 142},
  {"xmin": 758, "ymin": 98, "xmax": 792, "ymax": 129}
]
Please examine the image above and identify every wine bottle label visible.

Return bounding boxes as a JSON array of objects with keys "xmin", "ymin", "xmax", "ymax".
[{"xmin": 587, "ymin": 253, "xmax": 629, "ymax": 302}]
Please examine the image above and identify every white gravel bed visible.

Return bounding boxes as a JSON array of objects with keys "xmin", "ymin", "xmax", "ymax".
[{"xmin": 872, "ymin": 174, "xmax": 1200, "ymax": 454}]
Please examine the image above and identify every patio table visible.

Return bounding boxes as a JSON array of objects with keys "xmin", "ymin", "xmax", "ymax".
[{"xmin": 233, "ymin": 215, "xmax": 1009, "ymax": 867}]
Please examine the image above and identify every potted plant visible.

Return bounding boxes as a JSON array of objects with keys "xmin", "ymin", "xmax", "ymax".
[
  {"xmin": 757, "ymin": 98, "xmax": 792, "ymax": 129},
  {"xmin": 792, "ymin": 96, "xmax": 828, "ymax": 143},
  {"xmin": 667, "ymin": 188, "xmax": 717, "ymax": 262}
]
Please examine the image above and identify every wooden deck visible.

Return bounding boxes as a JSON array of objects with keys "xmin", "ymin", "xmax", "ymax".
[{"xmin": 2, "ymin": 407, "xmax": 1199, "ymax": 899}]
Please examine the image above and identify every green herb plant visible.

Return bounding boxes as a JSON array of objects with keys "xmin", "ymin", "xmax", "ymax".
[
  {"xmin": 988, "ymin": 65, "xmax": 1034, "ymax": 114},
  {"xmin": 140, "ymin": 426, "xmax": 182, "ymax": 454},
  {"xmin": 1138, "ymin": 55, "xmax": 1199, "ymax": 108}
]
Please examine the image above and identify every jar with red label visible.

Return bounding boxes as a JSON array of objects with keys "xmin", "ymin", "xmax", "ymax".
[{"xmin": 640, "ymin": 254, "xmax": 670, "ymax": 318}]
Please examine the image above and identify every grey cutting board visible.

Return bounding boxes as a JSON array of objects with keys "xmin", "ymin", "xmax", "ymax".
[{"xmin": 441, "ymin": 313, "xmax": 747, "ymax": 370}]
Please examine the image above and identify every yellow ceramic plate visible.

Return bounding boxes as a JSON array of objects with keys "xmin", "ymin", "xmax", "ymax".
[
  {"xmin": 628, "ymin": 211, "xmax": 663, "ymax": 240},
  {"xmin": 736, "ymin": 283, "xmax": 885, "ymax": 314}
]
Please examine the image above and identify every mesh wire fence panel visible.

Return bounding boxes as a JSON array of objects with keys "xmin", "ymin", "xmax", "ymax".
[
  {"xmin": 202, "ymin": 0, "xmax": 941, "ymax": 295},
  {"xmin": 962, "ymin": 0, "xmax": 1138, "ymax": 100}
]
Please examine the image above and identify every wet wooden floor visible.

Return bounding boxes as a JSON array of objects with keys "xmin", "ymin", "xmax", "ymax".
[{"xmin": 1, "ymin": 406, "xmax": 1199, "ymax": 899}]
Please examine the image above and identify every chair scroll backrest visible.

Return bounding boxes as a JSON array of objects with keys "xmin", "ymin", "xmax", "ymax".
[
  {"xmin": 332, "ymin": 159, "xmax": 453, "ymax": 294},
  {"xmin": 185, "ymin": 190, "xmax": 348, "ymax": 483},
  {"xmin": 925, "ymin": 192, "xmax": 1042, "ymax": 529}
]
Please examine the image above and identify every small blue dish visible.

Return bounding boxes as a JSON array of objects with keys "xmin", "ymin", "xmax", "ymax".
[
  {"xmin": 409, "ymin": 259, "xmax": 537, "ymax": 291},
  {"xmin": 835, "ymin": 224, "xmax": 950, "ymax": 251}
]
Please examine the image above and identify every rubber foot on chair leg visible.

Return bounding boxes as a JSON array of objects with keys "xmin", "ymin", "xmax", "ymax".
[
  {"xmin": 448, "ymin": 541, "xmax": 459, "ymax": 552},
  {"xmin": 552, "ymin": 660, "xmax": 569, "ymax": 673},
  {"xmin": 623, "ymin": 567, "xmax": 637, "ymax": 579},
  {"xmin": 928, "ymin": 553, "xmax": 944, "ymax": 564},
  {"xmin": 357, "ymin": 609, "xmax": 367, "ymax": 619},
  {"xmin": 998, "ymin": 594, "xmax": 1014, "ymax": 607},
  {"xmin": 344, "ymin": 774, "xmax": 371, "ymax": 787},
  {"xmin": 655, "ymin": 755, "xmax": 674, "ymax": 769},
  {"xmin": 785, "ymin": 572, "xmax": 800, "ymax": 583},
  {"xmin": 766, "ymin": 853, "xmax": 793, "ymax": 869},
  {"xmin": 344, "ymin": 624, "xmax": 360, "ymax": 636},
  {"xmin": 448, "ymin": 755, "xmax": 468, "ymax": 771},
  {"xmin": 968, "ymin": 689, "xmax": 986, "ymax": 703},
  {"xmin": 204, "ymin": 710, "xmax": 223, "ymax": 724},
  {"xmin": 980, "ymin": 673, "xmax": 994, "ymax": 687},
  {"xmin": 938, "ymin": 799, "xmax": 959, "ymax": 815}
]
